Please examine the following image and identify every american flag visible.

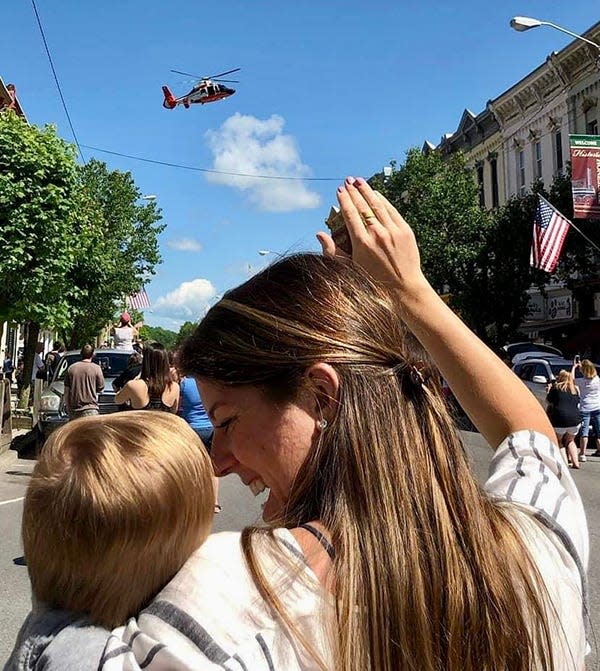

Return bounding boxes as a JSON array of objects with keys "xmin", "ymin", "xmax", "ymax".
[
  {"xmin": 530, "ymin": 195, "xmax": 571, "ymax": 273},
  {"xmin": 128, "ymin": 288, "xmax": 151, "ymax": 310}
]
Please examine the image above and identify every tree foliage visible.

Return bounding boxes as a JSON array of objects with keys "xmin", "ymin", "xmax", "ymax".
[
  {"xmin": 0, "ymin": 112, "xmax": 81, "ymax": 328},
  {"xmin": 138, "ymin": 325, "xmax": 178, "ymax": 350},
  {"xmin": 372, "ymin": 150, "xmax": 597, "ymax": 347},
  {"xmin": 371, "ymin": 149, "xmax": 491, "ymax": 334},
  {"xmin": 175, "ymin": 320, "xmax": 198, "ymax": 348},
  {"xmin": 62, "ymin": 159, "xmax": 165, "ymax": 348}
]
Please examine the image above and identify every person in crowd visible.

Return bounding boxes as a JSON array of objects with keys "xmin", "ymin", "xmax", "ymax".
[
  {"xmin": 96, "ymin": 178, "xmax": 587, "ymax": 671},
  {"xmin": 4, "ymin": 412, "xmax": 214, "ymax": 671},
  {"xmin": 2, "ymin": 355, "xmax": 14, "ymax": 383},
  {"xmin": 546, "ymin": 369, "xmax": 581, "ymax": 468},
  {"xmin": 574, "ymin": 358, "xmax": 600, "ymax": 460},
  {"xmin": 179, "ymin": 374, "xmax": 220, "ymax": 512},
  {"xmin": 15, "ymin": 358, "xmax": 24, "ymax": 396},
  {"xmin": 44, "ymin": 341, "xmax": 64, "ymax": 382},
  {"xmin": 114, "ymin": 342, "xmax": 179, "ymax": 412},
  {"xmin": 64, "ymin": 344, "xmax": 104, "ymax": 420},
  {"xmin": 31, "ymin": 343, "xmax": 45, "ymax": 382},
  {"xmin": 111, "ymin": 313, "xmax": 139, "ymax": 352},
  {"xmin": 112, "ymin": 351, "xmax": 143, "ymax": 393},
  {"xmin": 168, "ymin": 350, "xmax": 180, "ymax": 383}
]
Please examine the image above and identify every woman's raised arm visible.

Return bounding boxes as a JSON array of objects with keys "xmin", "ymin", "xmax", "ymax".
[{"xmin": 317, "ymin": 177, "xmax": 554, "ymax": 449}]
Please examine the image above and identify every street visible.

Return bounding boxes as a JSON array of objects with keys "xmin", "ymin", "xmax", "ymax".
[{"xmin": 0, "ymin": 432, "xmax": 598, "ymax": 666}]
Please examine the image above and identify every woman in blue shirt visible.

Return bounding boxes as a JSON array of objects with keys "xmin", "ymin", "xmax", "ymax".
[{"xmin": 179, "ymin": 376, "xmax": 220, "ymax": 511}]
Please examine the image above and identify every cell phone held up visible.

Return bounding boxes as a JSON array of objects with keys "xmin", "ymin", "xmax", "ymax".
[
  {"xmin": 575, "ymin": 354, "xmax": 581, "ymax": 364},
  {"xmin": 324, "ymin": 206, "xmax": 352, "ymax": 255}
]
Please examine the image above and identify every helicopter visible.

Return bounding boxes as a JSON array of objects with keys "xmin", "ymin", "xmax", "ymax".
[{"xmin": 162, "ymin": 68, "xmax": 240, "ymax": 109}]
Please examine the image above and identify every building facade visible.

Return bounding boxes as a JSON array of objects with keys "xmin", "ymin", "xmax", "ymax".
[{"xmin": 428, "ymin": 20, "xmax": 600, "ymax": 351}]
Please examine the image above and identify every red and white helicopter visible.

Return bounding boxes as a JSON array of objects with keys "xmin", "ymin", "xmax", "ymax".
[{"xmin": 162, "ymin": 68, "xmax": 240, "ymax": 109}]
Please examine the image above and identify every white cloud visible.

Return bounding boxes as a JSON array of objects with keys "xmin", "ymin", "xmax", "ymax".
[
  {"xmin": 204, "ymin": 113, "xmax": 321, "ymax": 212},
  {"xmin": 167, "ymin": 237, "xmax": 203, "ymax": 252},
  {"xmin": 154, "ymin": 278, "xmax": 217, "ymax": 320}
]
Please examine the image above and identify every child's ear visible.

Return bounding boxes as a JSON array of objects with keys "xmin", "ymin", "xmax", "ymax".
[{"xmin": 305, "ymin": 363, "xmax": 340, "ymax": 422}]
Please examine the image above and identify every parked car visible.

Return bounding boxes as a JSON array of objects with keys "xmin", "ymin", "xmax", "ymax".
[
  {"xmin": 503, "ymin": 342, "xmax": 563, "ymax": 365},
  {"xmin": 512, "ymin": 357, "xmax": 600, "ymax": 405},
  {"xmin": 38, "ymin": 349, "xmax": 131, "ymax": 440}
]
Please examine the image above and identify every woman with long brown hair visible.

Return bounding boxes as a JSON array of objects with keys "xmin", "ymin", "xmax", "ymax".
[
  {"xmin": 115, "ymin": 342, "xmax": 179, "ymax": 412},
  {"xmin": 101, "ymin": 178, "xmax": 588, "ymax": 671}
]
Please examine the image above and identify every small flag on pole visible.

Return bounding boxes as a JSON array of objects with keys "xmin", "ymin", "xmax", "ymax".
[
  {"xmin": 530, "ymin": 195, "xmax": 571, "ymax": 273},
  {"xmin": 128, "ymin": 288, "xmax": 151, "ymax": 310}
]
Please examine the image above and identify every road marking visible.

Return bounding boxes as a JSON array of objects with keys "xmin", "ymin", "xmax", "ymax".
[{"xmin": 0, "ymin": 496, "xmax": 24, "ymax": 507}]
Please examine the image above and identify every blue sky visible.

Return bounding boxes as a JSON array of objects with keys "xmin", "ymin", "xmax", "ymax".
[{"xmin": 2, "ymin": 1, "xmax": 597, "ymax": 330}]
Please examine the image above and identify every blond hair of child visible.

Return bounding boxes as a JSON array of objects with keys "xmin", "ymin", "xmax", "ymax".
[{"xmin": 23, "ymin": 411, "xmax": 214, "ymax": 628}]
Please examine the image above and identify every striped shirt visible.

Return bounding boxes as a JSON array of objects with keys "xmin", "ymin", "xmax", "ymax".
[{"xmin": 100, "ymin": 430, "xmax": 589, "ymax": 670}]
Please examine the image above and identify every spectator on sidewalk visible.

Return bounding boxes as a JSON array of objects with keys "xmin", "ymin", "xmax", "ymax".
[
  {"xmin": 15, "ymin": 359, "xmax": 24, "ymax": 396},
  {"xmin": 44, "ymin": 341, "xmax": 65, "ymax": 382},
  {"xmin": 31, "ymin": 343, "xmax": 45, "ymax": 382},
  {"xmin": 64, "ymin": 345, "xmax": 104, "ymax": 420},
  {"xmin": 574, "ymin": 358, "xmax": 600, "ymax": 460},
  {"xmin": 2, "ymin": 355, "xmax": 14, "ymax": 383}
]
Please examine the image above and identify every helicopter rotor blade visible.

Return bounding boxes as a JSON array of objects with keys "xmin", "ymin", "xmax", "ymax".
[
  {"xmin": 208, "ymin": 68, "xmax": 241, "ymax": 79},
  {"xmin": 170, "ymin": 69, "xmax": 204, "ymax": 79},
  {"xmin": 213, "ymin": 79, "xmax": 239, "ymax": 83}
]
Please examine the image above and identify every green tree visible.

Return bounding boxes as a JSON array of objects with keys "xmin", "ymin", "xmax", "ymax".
[
  {"xmin": 175, "ymin": 320, "xmax": 198, "ymax": 348},
  {"xmin": 0, "ymin": 111, "xmax": 82, "ymax": 398},
  {"xmin": 138, "ymin": 325, "xmax": 178, "ymax": 350},
  {"xmin": 371, "ymin": 149, "xmax": 491, "ymax": 335},
  {"xmin": 62, "ymin": 159, "xmax": 165, "ymax": 348}
]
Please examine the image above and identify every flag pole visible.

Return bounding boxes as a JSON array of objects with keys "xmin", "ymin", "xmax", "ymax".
[{"xmin": 539, "ymin": 194, "xmax": 600, "ymax": 255}]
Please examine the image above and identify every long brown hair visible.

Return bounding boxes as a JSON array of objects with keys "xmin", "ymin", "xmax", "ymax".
[
  {"xmin": 141, "ymin": 342, "xmax": 172, "ymax": 398},
  {"xmin": 180, "ymin": 253, "xmax": 555, "ymax": 671}
]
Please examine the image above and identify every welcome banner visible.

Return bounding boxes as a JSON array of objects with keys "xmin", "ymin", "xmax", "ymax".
[{"xmin": 569, "ymin": 134, "xmax": 600, "ymax": 219}]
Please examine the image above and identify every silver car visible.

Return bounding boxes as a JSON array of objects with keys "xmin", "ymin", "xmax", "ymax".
[
  {"xmin": 512, "ymin": 357, "xmax": 599, "ymax": 405},
  {"xmin": 38, "ymin": 349, "xmax": 132, "ymax": 439}
]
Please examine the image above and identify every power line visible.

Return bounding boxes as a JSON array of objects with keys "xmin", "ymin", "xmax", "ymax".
[
  {"xmin": 30, "ymin": 0, "xmax": 85, "ymax": 163},
  {"xmin": 81, "ymin": 144, "xmax": 342, "ymax": 181}
]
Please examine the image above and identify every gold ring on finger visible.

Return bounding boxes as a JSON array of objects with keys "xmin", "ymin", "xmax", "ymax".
[{"xmin": 361, "ymin": 211, "xmax": 377, "ymax": 226}]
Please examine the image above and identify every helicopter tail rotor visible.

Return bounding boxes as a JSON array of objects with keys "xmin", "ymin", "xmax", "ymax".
[{"xmin": 162, "ymin": 86, "xmax": 177, "ymax": 109}]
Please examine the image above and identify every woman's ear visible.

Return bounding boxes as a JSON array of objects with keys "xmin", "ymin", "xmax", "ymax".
[{"xmin": 305, "ymin": 363, "xmax": 340, "ymax": 421}]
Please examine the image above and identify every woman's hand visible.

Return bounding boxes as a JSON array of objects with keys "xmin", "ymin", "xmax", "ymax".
[{"xmin": 317, "ymin": 177, "xmax": 428, "ymax": 296}]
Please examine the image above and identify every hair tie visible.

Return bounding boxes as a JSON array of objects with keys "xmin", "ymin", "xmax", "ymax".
[{"xmin": 391, "ymin": 361, "xmax": 429, "ymax": 390}]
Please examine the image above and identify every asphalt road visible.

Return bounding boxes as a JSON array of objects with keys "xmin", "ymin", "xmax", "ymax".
[{"xmin": 0, "ymin": 432, "xmax": 598, "ymax": 666}]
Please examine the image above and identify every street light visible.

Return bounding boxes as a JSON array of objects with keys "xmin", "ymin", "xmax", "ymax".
[{"xmin": 510, "ymin": 16, "xmax": 600, "ymax": 51}]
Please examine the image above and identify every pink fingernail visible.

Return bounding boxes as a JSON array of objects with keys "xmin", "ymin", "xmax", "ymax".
[
  {"xmin": 337, "ymin": 185, "xmax": 344, "ymax": 193},
  {"xmin": 354, "ymin": 177, "xmax": 366, "ymax": 186},
  {"xmin": 345, "ymin": 176, "xmax": 355, "ymax": 184}
]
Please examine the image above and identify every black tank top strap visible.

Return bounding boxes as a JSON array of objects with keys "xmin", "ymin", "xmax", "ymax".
[
  {"xmin": 144, "ymin": 396, "xmax": 171, "ymax": 412},
  {"xmin": 299, "ymin": 523, "xmax": 335, "ymax": 560}
]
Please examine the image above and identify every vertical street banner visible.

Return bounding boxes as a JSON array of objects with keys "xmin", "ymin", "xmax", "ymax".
[{"xmin": 569, "ymin": 134, "xmax": 600, "ymax": 219}]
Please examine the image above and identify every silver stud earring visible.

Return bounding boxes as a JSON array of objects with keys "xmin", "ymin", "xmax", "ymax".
[{"xmin": 318, "ymin": 419, "xmax": 328, "ymax": 431}]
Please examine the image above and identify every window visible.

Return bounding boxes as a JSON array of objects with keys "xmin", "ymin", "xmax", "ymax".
[
  {"xmin": 490, "ymin": 157, "xmax": 499, "ymax": 208},
  {"xmin": 586, "ymin": 116, "xmax": 598, "ymax": 135},
  {"xmin": 534, "ymin": 141, "xmax": 542, "ymax": 180},
  {"xmin": 554, "ymin": 131, "xmax": 563, "ymax": 174},
  {"xmin": 517, "ymin": 149, "xmax": 526, "ymax": 195},
  {"xmin": 476, "ymin": 164, "xmax": 485, "ymax": 208}
]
